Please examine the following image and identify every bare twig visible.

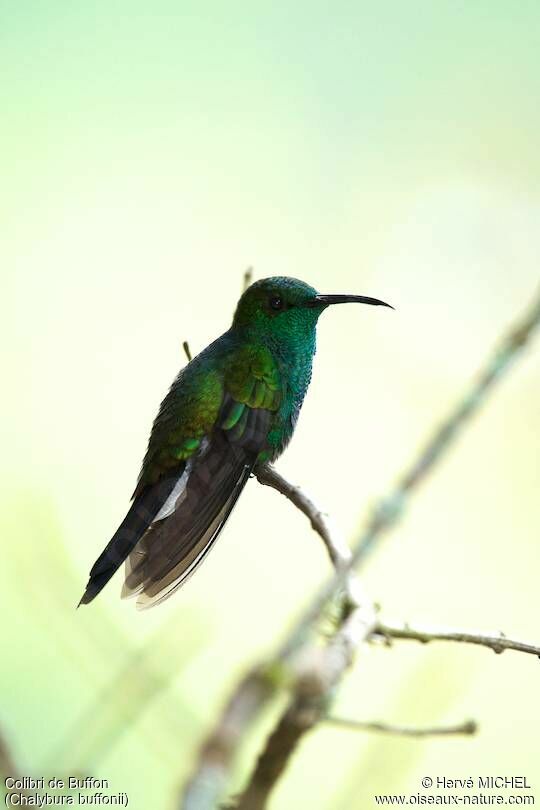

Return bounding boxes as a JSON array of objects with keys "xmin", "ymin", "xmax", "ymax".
[
  {"xmin": 236, "ymin": 612, "xmax": 540, "ymax": 808},
  {"xmin": 254, "ymin": 465, "xmax": 375, "ymax": 658},
  {"xmin": 325, "ymin": 715, "xmax": 477, "ymax": 737},
  {"xmin": 373, "ymin": 620, "xmax": 540, "ymax": 659},
  {"xmin": 182, "ymin": 341, "xmax": 193, "ymax": 362},
  {"xmin": 183, "ymin": 266, "xmax": 253, "ymax": 368},
  {"xmin": 243, "ymin": 267, "xmax": 253, "ymax": 292},
  {"xmin": 254, "ymin": 465, "xmax": 351, "ymax": 571}
]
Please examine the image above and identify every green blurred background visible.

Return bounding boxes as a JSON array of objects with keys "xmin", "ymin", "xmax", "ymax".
[{"xmin": 1, "ymin": 1, "xmax": 539, "ymax": 807}]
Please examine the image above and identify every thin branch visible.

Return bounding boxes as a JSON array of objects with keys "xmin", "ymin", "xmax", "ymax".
[
  {"xmin": 181, "ymin": 285, "xmax": 540, "ymax": 810},
  {"xmin": 182, "ymin": 471, "xmax": 372, "ymax": 808},
  {"xmin": 183, "ymin": 266, "xmax": 253, "ymax": 367},
  {"xmin": 325, "ymin": 715, "xmax": 477, "ymax": 737},
  {"xmin": 254, "ymin": 465, "xmax": 351, "ymax": 571},
  {"xmin": 243, "ymin": 267, "xmax": 253, "ymax": 292},
  {"xmin": 236, "ymin": 611, "xmax": 540, "ymax": 808},
  {"xmin": 217, "ymin": 470, "xmax": 378, "ymax": 810},
  {"xmin": 234, "ymin": 600, "xmax": 377, "ymax": 810},
  {"xmin": 182, "ymin": 671, "xmax": 274, "ymax": 810},
  {"xmin": 233, "ymin": 697, "xmax": 319, "ymax": 810},
  {"xmin": 183, "ymin": 341, "xmax": 193, "ymax": 362},
  {"xmin": 254, "ymin": 466, "xmax": 374, "ymax": 659},
  {"xmin": 182, "ymin": 468, "xmax": 377, "ymax": 809},
  {"xmin": 257, "ymin": 284, "xmax": 540, "ymax": 662},
  {"xmin": 374, "ymin": 620, "xmax": 540, "ymax": 659}
]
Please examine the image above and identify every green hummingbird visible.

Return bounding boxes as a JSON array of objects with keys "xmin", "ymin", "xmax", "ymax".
[{"xmin": 79, "ymin": 277, "xmax": 392, "ymax": 609}]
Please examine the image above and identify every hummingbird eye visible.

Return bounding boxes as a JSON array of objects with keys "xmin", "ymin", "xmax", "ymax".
[{"xmin": 269, "ymin": 295, "xmax": 284, "ymax": 311}]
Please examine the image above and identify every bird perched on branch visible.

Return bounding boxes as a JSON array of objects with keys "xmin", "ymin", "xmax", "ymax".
[{"xmin": 80, "ymin": 276, "xmax": 392, "ymax": 609}]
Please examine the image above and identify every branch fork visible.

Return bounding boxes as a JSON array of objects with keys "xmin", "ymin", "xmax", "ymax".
[{"xmin": 181, "ymin": 285, "xmax": 540, "ymax": 810}]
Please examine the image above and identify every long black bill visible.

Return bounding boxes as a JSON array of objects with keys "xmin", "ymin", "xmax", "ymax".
[{"xmin": 309, "ymin": 294, "xmax": 394, "ymax": 309}]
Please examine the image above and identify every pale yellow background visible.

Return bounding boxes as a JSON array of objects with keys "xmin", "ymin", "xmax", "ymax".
[{"xmin": 1, "ymin": 2, "xmax": 539, "ymax": 808}]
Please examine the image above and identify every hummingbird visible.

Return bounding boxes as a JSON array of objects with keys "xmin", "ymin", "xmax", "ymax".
[{"xmin": 79, "ymin": 276, "xmax": 392, "ymax": 609}]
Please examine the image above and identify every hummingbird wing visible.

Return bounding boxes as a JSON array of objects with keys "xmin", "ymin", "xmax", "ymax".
[
  {"xmin": 122, "ymin": 347, "xmax": 281, "ymax": 609},
  {"xmin": 79, "ymin": 343, "xmax": 281, "ymax": 609}
]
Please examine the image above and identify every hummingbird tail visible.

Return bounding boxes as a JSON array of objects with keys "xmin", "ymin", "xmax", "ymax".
[
  {"xmin": 77, "ymin": 473, "xmax": 182, "ymax": 606},
  {"xmin": 121, "ymin": 430, "xmax": 256, "ymax": 609}
]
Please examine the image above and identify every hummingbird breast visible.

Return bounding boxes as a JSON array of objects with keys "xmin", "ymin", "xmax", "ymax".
[{"xmin": 263, "ymin": 336, "xmax": 316, "ymax": 461}]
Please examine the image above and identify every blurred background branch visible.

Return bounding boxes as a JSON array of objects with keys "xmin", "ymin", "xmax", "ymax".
[
  {"xmin": 0, "ymin": 726, "xmax": 21, "ymax": 784},
  {"xmin": 353, "ymin": 284, "xmax": 540, "ymax": 569}
]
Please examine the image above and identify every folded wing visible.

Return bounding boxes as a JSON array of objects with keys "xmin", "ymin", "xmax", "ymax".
[{"xmin": 80, "ymin": 343, "xmax": 282, "ymax": 609}]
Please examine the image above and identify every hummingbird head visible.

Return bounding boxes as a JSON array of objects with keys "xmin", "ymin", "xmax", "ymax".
[{"xmin": 232, "ymin": 276, "xmax": 393, "ymax": 338}]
